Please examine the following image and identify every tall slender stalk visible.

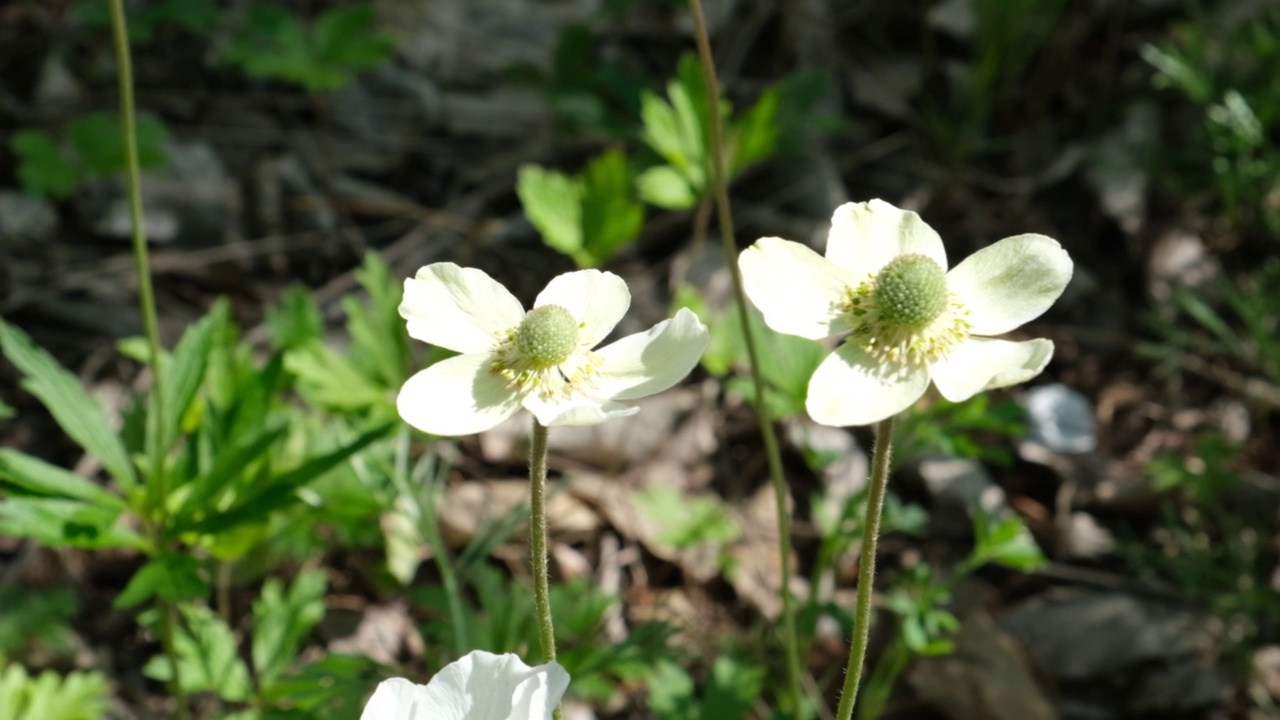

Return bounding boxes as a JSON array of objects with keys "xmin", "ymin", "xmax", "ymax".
[
  {"xmin": 108, "ymin": 2, "xmax": 185, "ymax": 717},
  {"xmin": 528, "ymin": 419, "xmax": 557, "ymax": 663},
  {"xmin": 108, "ymin": 0, "xmax": 166, "ymax": 506},
  {"xmin": 686, "ymin": 1, "xmax": 805, "ymax": 713},
  {"xmin": 835, "ymin": 416, "xmax": 895, "ymax": 720},
  {"xmin": 528, "ymin": 418, "xmax": 561, "ymax": 719}
]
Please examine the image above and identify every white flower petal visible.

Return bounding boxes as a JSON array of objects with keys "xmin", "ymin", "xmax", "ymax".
[
  {"xmin": 806, "ymin": 343, "xmax": 931, "ymax": 426},
  {"xmin": 397, "ymin": 353, "xmax": 521, "ymax": 436},
  {"xmin": 591, "ymin": 308, "xmax": 710, "ymax": 401},
  {"xmin": 826, "ymin": 200, "xmax": 948, "ymax": 277},
  {"xmin": 946, "ymin": 233, "xmax": 1073, "ymax": 336},
  {"xmin": 360, "ymin": 678, "xmax": 436, "ymax": 720},
  {"xmin": 427, "ymin": 651, "xmax": 570, "ymax": 720},
  {"xmin": 524, "ymin": 395, "xmax": 640, "ymax": 426},
  {"xmin": 930, "ymin": 338, "xmax": 1055, "ymax": 402},
  {"xmin": 534, "ymin": 270, "xmax": 631, "ymax": 350},
  {"xmin": 739, "ymin": 237, "xmax": 854, "ymax": 340},
  {"xmin": 360, "ymin": 651, "xmax": 570, "ymax": 720},
  {"xmin": 400, "ymin": 263, "xmax": 526, "ymax": 353}
]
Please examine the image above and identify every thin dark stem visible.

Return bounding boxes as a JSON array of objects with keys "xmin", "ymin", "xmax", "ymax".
[
  {"xmin": 686, "ymin": 0, "xmax": 805, "ymax": 714},
  {"xmin": 835, "ymin": 416, "xmax": 896, "ymax": 720}
]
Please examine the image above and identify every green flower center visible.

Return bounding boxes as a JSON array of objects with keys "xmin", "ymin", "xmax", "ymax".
[
  {"xmin": 516, "ymin": 305, "xmax": 579, "ymax": 368},
  {"xmin": 871, "ymin": 254, "xmax": 948, "ymax": 330}
]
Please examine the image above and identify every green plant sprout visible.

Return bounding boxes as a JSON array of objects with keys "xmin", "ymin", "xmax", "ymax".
[
  {"xmin": 1141, "ymin": 7, "xmax": 1280, "ymax": 234},
  {"xmin": 637, "ymin": 53, "xmax": 779, "ymax": 211},
  {"xmin": 518, "ymin": 149, "xmax": 646, "ymax": 269},
  {"xmin": 649, "ymin": 655, "xmax": 763, "ymax": 720},
  {"xmin": 11, "ymin": 113, "xmax": 169, "ymax": 198},
  {"xmin": 222, "ymin": 3, "xmax": 393, "ymax": 92}
]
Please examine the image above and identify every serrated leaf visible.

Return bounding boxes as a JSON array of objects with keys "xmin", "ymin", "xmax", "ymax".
[
  {"xmin": 314, "ymin": 4, "xmax": 392, "ymax": 73},
  {"xmin": 0, "ymin": 321, "xmax": 138, "ymax": 491},
  {"xmin": 252, "ymin": 569, "xmax": 327, "ymax": 683},
  {"xmin": 517, "ymin": 164, "xmax": 584, "ymax": 262},
  {"xmin": 0, "ymin": 664, "xmax": 109, "ymax": 720},
  {"xmin": 144, "ymin": 604, "xmax": 252, "ymax": 701},
  {"xmin": 285, "ymin": 342, "xmax": 386, "ymax": 411},
  {"xmin": 67, "ymin": 112, "xmax": 168, "ymax": 175},
  {"xmin": 11, "ymin": 130, "xmax": 79, "ymax": 198},
  {"xmin": 579, "ymin": 149, "xmax": 644, "ymax": 266},
  {"xmin": 267, "ymin": 284, "xmax": 324, "ymax": 352}
]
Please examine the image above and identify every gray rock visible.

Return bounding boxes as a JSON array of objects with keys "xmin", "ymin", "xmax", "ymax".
[
  {"xmin": 909, "ymin": 612, "xmax": 1059, "ymax": 720},
  {"xmin": 0, "ymin": 192, "xmax": 59, "ymax": 245},
  {"xmin": 84, "ymin": 139, "xmax": 237, "ymax": 246},
  {"xmin": 1025, "ymin": 383, "xmax": 1097, "ymax": 454},
  {"xmin": 999, "ymin": 592, "xmax": 1215, "ymax": 680},
  {"xmin": 916, "ymin": 455, "xmax": 1010, "ymax": 535}
]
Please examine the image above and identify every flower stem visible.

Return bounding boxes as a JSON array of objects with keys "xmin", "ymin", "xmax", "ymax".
[
  {"xmin": 109, "ymin": 2, "xmax": 185, "ymax": 717},
  {"xmin": 529, "ymin": 419, "xmax": 557, "ymax": 664},
  {"xmin": 686, "ymin": 1, "xmax": 805, "ymax": 713},
  {"xmin": 835, "ymin": 416, "xmax": 895, "ymax": 720},
  {"xmin": 108, "ymin": 0, "xmax": 166, "ymax": 508}
]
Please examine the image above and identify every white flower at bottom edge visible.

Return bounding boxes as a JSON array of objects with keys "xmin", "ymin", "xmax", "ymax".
[
  {"xmin": 738, "ymin": 199, "xmax": 1073, "ymax": 427},
  {"xmin": 396, "ymin": 263, "xmax": 710, "ymax": 435},
  {"xmin": 360, "ymin": 650, "xmax": 570, "ymax": 720}
]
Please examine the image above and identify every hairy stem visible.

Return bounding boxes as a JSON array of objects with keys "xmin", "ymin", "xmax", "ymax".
[
  {"xmin": 835, "ymin": 416, "xmax": 895, "ymax": 720},
  {"xmin": 529, "ymin": 420, "xmax": 557, "ymax": 661},
  {"xmin": 686, "ymin": 0, "xmax": 805, "ymax": 713},
  {"xmin": 109, "ymin": 2, "xmax": 184, "ymax": 717}
]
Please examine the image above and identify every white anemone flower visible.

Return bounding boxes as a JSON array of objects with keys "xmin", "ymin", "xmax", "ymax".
[
  {"xmin": 397, "ymin": 263, "xmax": 710, "ymax": 435},
  {"xmin": 739, "ymin": 199, "xmax": 1073, "ymax": 427},
  {"xmin": 360, "ymin": 650, "xmax": 569, "ymax": 720}
]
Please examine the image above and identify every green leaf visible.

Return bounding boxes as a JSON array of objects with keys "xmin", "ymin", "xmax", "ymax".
[
  {"xmin": 313, "ymin": 4, "xmax": 393, "ymax": 75},
  {"xmin": 346, "ymin": 253, "xmax": 410, "ymax": 389},
  {"xmin": 251, "ymin": 569, "xmax": 327, "ymax": 683},
  {"xmin": 0, "ymin": 398, "xmax": 12, "ymax": 419},
  {"xmin": 223, "ymin": 3, "xmax": 390, "ymax": 92},
  {"xmin": 115, "ymin": 552, "xmax": 209, "ymax": 609},
  {"xmin": 285, "ymin": 342, "xmax": 387, "ymax": 411},
  {"xmin": 0, "ymin": 449, "xmax": 124, "ymax": 508},
  {"xmin": 729, "ymin": 86, "xmax": 779, "ymax": 174},
  {"xmin": 970, "ymin": 514, "xmax": 1046, "ymax": 573},
  {"xmin": 186, "ymin": 422, "xmax": 391, "ymax": 535},
  {"xmin": 267, "ymin": 284, "xmax": 324, "ymax": 352},
  {"xmin": 173, "ymin": 422, "xmax": 288, "ymax": 527},
  {"xmin": 517, "ymin": 164, "xmax": 585, "ymax": 263},
  {"xmin": 67, "ymin": 112, "xmax": 168, "ymax": 175},
  {"xmin": 0, "ymin": 497, "xmax": 143, "ymax": 550},
  {"xmin": 156, "ymin": 300, "xmax": 224, "ymax": 457},
  {"xmin": 635, "ymin": 165, "xmax": 698, "ymax": 210},
  {"xmin": 144, "ymin": 604, "xmax": 252, "ymax": 701},
  {"xmin": 635, "ymin": 487, "xmax": 740, "ymax": 549},
  {"xmin": 11, "ymin": 130, "xmax": 79, "ymax": 198},
  {"xmin": 0, "ymin": 320, "xmax": 138, "ymax": 491},
  {"xmin": 579, "ymin": 149, "xmax": 644, "ymax": 266},
  {"xmin": 0, "ymin": 664, "xmax": 109, "ymax": 720}
]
